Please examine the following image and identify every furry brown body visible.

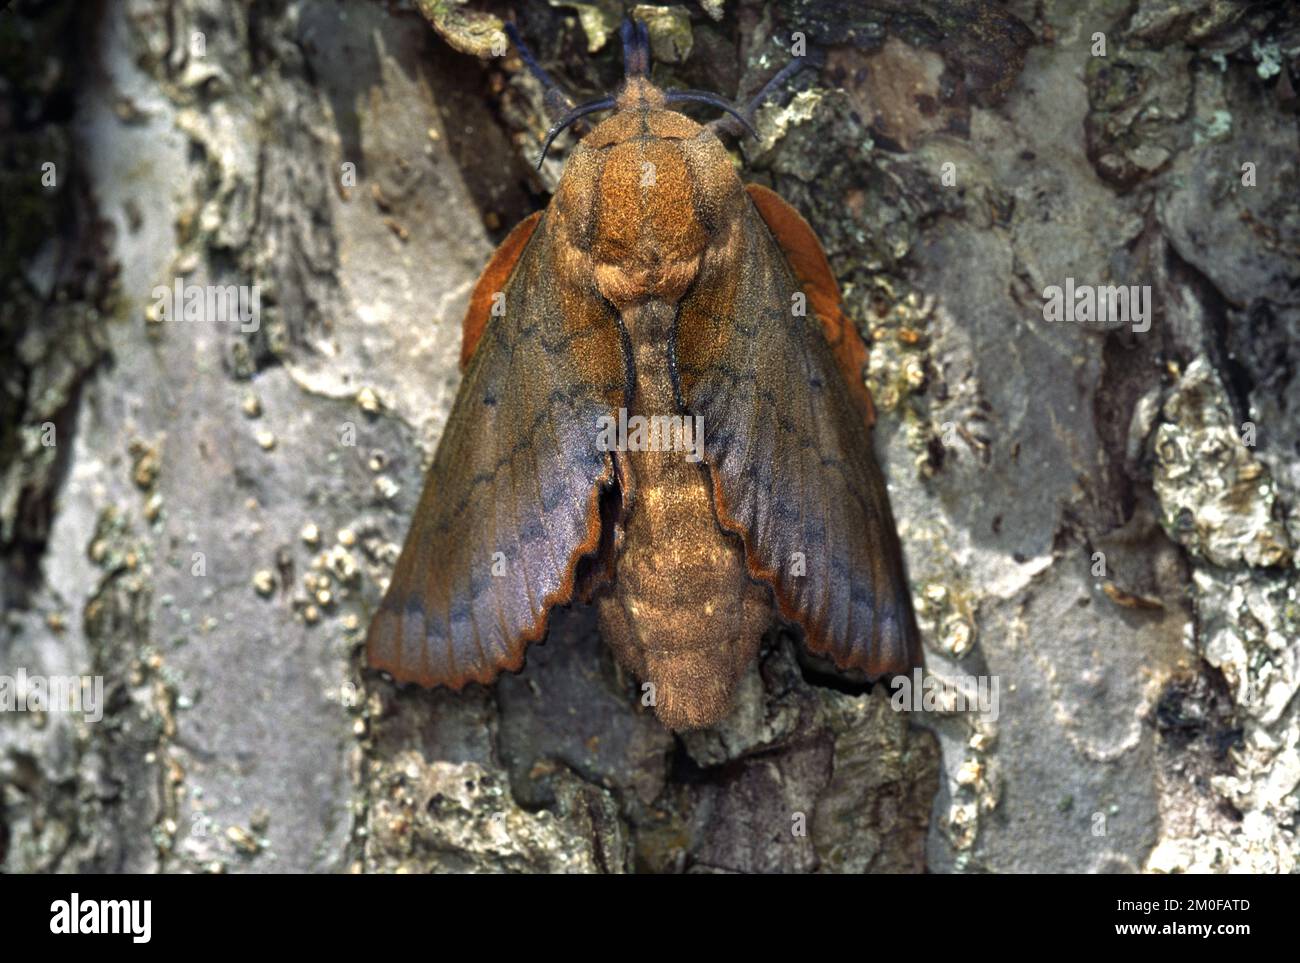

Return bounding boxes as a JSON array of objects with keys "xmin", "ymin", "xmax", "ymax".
[{"xmin": 367, "ymin": 66, "xmax": 921, "ymax": 730}]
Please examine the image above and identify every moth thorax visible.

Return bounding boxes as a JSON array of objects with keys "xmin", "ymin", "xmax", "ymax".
[{"xmin": 620, "ymin": 298, "xmax": 675, "ymax": 342}]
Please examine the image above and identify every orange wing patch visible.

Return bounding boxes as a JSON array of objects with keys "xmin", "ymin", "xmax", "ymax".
[
  {"xmin": 460, "ymin": 211, "xmax": 542, "ymax": 371},
  {"xmin": 746, "ymin": 184, "xmax": 876, "ymax": 428}
]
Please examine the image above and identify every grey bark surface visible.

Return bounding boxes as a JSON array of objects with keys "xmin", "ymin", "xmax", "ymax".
[{"xmin": 1, "ymin": 0, "xmax": 1297, "ymax": 873}]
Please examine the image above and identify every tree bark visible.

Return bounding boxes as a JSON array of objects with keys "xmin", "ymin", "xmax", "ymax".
[{"xmin": 2, "ymin": 0, "xmax": 1297, "ymax": 873}]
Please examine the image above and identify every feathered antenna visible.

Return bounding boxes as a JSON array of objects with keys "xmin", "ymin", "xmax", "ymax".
[
  {"xmin": 504, "ymin": 22, "xmax": 575, "ymax": 119},
  {"xmin": 536, "ymin": 97, "xmax": 617, "ymax": 170},
  {"xmin": 506, "ymin": 20, "xmax": 818, "ymax": 168},
  {"xmin": 665, "ymin": 90, "xmax": 757, "ymax": 138},
  {"xmin": 506, "ymin": 20, "xmax": 620, "ymax": 169},
  {"xmin": 530, "ymin": 20, "xmax": 652, "ymax": 169},
  {"xmin": 706, "ymin": 49, "xmax": 820, "ymax": 139}
]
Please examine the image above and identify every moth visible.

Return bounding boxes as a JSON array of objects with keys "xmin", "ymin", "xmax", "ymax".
[{"xmin": 367, "ymin": 20, "xmax": 921, "ymax": 730}]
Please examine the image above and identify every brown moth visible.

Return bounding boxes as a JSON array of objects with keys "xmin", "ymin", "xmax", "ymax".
[{"xmin": 367, "ymin": 20, "xmax": 922, "ymax": 730}]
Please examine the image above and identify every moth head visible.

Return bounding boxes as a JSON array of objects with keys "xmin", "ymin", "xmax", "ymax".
[
  {"xmin": 509, "ymin": 17, "xmax": 808, "ymax": 169},
  {"xmin": 619, "ymin": 17, "xmax": 651, "ymax": 79}
]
